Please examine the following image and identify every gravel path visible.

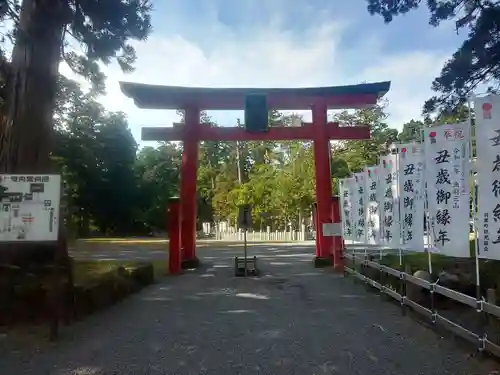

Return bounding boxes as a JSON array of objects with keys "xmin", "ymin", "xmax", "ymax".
[{"xmin": 1, "ymin": 244, "xmax": 498, "ymax": 374}]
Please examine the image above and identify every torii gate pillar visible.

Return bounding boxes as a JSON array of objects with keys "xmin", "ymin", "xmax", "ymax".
[
  {"xmin": 180, "ymin": 106, "xmax": 200, "ymax": 268},
  {"xmin": 312, "ymin": 100, "xmax": 333, "ymax": 264}
]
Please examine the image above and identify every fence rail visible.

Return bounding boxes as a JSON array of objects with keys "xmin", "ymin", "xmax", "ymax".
[
  {"xmin": 212, "ymin": 229, "xmax": 314, "ymax": 242},
  {"xmin": 343, "ymin": 251, "xmax": 500, "ymax": 359}
]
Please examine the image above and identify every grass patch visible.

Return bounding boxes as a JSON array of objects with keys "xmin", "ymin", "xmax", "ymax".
[
  {"xmin": 73, "ymin": 259, "xmax": 167, "ymax": 285},
  {"xmin": 72, "ymin": 260, "xmax": 136, "ymax": 285},
  {"xmin": 380, "ymin": 252, "xmax": 452, "ymax": 272},
  {"xmin": 80, "ymin": 238, "xmax": 168, "ymax": 244},
  {"xmin": 376, "ymin": 240, "xmax": 500, "ymax": 295}
]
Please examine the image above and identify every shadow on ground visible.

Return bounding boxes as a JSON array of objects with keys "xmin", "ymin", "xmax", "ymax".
[{"xmin": 1, "ymin": 244, "xmax": 498, "ymax": 375}]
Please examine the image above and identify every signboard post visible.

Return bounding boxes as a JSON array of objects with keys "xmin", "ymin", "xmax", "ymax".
[
  {"xmin": 238, "ymin": 204, "xmax": 252, "ymax": 229},
  {"xmin": 235, "ymin": 204, "xmax": 257, "ymax": 276},
  {"xmin": 238, "ymin": 204, "xmax": 251, "ymax": 276}
]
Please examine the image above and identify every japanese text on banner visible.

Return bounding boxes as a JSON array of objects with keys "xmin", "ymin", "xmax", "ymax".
[
  {"xmin": 379, "ymin": 154, "xmax": 400, "ymax": 247},
  {"xmin": 475, "ymin": 95, "xmax": 500, "ymax": 260},
  {"xmin": 365, "ymin": 166, "xmax": 380, "ymax": 245},
  {"xmin": 398, "ymin": 144, "xmax": 425, "ymax": 251},
  {"xmin": 353, "ymin": 172, "xmax": 367, "ymax": 243},
  {"xmin": 340, "ymin": 178, "xmax": 355, "ymax": 241},
  {"xmin": 424, "ymin": 123, "xmax": 470, "ymax": 257}
]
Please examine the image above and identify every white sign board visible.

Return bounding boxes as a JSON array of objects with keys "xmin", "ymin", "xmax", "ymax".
[
  {"xmin": 0, "ymin": 174, "xmax": 61, "ymax": 242},
  {"xmin": 379, "ymin": 154, "xmax": 400, "ymax": 247},
  {"xmin": 365, "ymin": 166, "xmax": 381, "ymax": 245},
  {"xmin": 475, "ymin": 94, "xmax": 500, "ymax": 260},
  {"xmin": 352, "ymin": 172, "xmax": 367, "ymax": 243},
  {"xmin": 398, "ymin": 143, "xmax": 425, "ymax": 252},
  {"xmin": 423, "ymin": 124, "xmax": 471, "ymax": 257},
  {"xmin": 238, "ymin": 204, "xmax": 252, "ymax": 229},
  {"xmin": 322, "ymin": 223, "xmax": 342, "ymax": 237},
  {"xmin": 340, "ymin": 177, "xmax": 355, "ymax": 241}
]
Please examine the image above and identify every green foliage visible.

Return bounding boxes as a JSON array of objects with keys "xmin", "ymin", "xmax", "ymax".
[
  {"xmin": 334, "ymin": 103, "xmax": 398, "ymax": 172},
  {"xmin": 2, "ymin": 0, "xmax": 152, "ymax": 92},
  {"xmin": 0, "ymin": 0, "xmax": 153, "ymax": 174},
  {"xmin": 398, "ymin": 120, "xmax": 424, "ymax": 143},
  {"xmin": 54, "ymin": 79, "xmax": 140, "ymax": 236},
  {"xmin": 134, "ymin": 143, "xmax": 181, "ymax": 231},
  {"xmin": 366, "ymin": 0, "xmax": 500, "ymax": 115}
]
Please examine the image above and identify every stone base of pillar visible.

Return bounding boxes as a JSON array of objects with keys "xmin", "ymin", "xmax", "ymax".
[
  {"xmin": 313, "ymin": 256, "xmax": 333, "ymax": 268},
  {"xmin": 181, "ymin": 257, "xmax": 201, "ymax": 270}
]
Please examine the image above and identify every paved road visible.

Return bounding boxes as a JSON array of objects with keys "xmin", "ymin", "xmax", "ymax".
[{"xmin": 1, "ymin": 244, "xmax": 497, "ymax": 374}]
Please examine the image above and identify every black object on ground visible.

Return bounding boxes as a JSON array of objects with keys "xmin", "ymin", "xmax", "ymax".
[{"xmin": 234, "ymin": 255, "xmax": 258, "ymax": 277}]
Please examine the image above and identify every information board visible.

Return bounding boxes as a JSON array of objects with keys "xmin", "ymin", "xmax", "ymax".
[
  {"xmin": 322, "ymin": 223, "xmax": 342, "ymax": 237},
  {"xmin": 0, "ymin": 174, "xmax": 61, "ymax": 242},
  {"xmin": 238, "ymin": 204, "xmax": 252, "ymax": 229}
]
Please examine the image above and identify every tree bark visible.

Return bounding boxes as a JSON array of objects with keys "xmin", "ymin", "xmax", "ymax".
[
  {"xmin": 0, "ymin": 0, "xmax": 68, "ymax": 173},
  {"xmin": 0, "ymin": 0, "xmax": 70, "ymax": 267}
]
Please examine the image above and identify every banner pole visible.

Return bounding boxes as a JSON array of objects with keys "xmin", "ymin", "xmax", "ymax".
[
  {"xmin": 338, "ymin": 179, "xmax": 346, "ymax": 246},
  {"xmin": 359, "ymin": 172, "xmax": 368, "ymax": 261},
  {"xmin": 468, "ymin": 94, "xmax": 488, "ymax": 354},
  {"xmin": 363, "ymin": 167, "xmax": 369, "ymax": 251},
  {"xmin": 376, "ymin": 159, "xmax": 383, "ymax": 260},
  {"xmin": 394, "ymin": 144, "xmax": 403, "ymax": 267},
  {"xmin": 421, "ymin": 127, "xmax": 433, "ymax": 275},
  {"xmin": 468, "ymin": 96, "xmax": 482, "ymax": 304}
]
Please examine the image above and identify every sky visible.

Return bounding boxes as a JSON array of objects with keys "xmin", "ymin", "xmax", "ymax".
[{"xmin": 61, "ymin": 0, "xmax": 466, "ymax": 147}]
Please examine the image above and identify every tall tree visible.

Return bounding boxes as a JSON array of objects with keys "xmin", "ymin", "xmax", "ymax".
[
  {"xmin": 334, "ymin": 103, "xmax": 398, "ymax": 172},
  {"xmin": 54, "ymin": 79, "xmax": 140, "ymax": 236},
  {"xmin": 366, "ymin": 0, "xmax": 500, "ymax": 115},
  {"xmin": 135, "ymin": 143, "xmax": 182, "ymax": 232},
  {"xmin": 398, "ymin": 119, "xmax": 425, "ymax": 143},
  {"xmin": 0, "ymin": 0, "xmax": 152, "ymax": 173}
]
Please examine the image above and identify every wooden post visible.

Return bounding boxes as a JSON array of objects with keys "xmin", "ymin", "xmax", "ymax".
[
  {"xmin": 312, "ymin": 99, "xmax": 333, "ymax": 267},
  {"xmin": 168, "ymin": 198, "xmax": 182, "ymax": 275},
  {"xmin": 180, "ymin": 106, "xmax": 200, "ymax": 268}
]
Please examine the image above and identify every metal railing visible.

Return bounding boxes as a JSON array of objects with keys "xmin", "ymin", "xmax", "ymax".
[{"xmin": 343, "ymin": 251, "xmax": 500, "ymax": 359}]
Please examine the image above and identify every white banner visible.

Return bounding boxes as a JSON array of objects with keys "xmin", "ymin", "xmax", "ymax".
[
  {"xmin": 339, "ymin": 177, "xmax": 355, "ymax": 241},
  {"xmin": 365, "ymin": 166, "xmax": 380, "ymax": 244},
  {"xmin": 379, "ymin": 154, "xmax": 400, "ymax": 247},
  {"xmin": 353, "ymin": 172, "xmax": 367, "ymax": 243},
  {"xmin": 423, "ymin": 123, "xmax": 471, "ymax": 257},
  {"xmin": 398, "ymin": 144, "xmax": 425, "ymax": 251},
  {"xmin": 475, "ymin": 95, "xmax": 500, "ymax": 260}
]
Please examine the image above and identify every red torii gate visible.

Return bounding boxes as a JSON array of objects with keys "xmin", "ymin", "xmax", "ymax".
[{"xmin": 120, "ymin": 82, "xmax": 390, "ymax": 270}]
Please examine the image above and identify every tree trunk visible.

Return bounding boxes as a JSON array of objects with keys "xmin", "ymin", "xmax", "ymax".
[
  {"xmin": 0, "ymin": 1, "xmax": 70, "ymax": 267},
  {"xmin": 0, "ymin": 0, "xmax": 68, "ymax": 173}
]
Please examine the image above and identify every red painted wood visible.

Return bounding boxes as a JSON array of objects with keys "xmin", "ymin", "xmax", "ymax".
[
  {"xmin": 141, "ymin": 123, "xmax": 370, "ymax": 142},
  {"xmin": 312, "ymin": 100, "xmax": 333, "ymax": 260},
  {"xmin": 331, "ymin": 196, "xmax": 344, "ymax": 270},
  {"xmin": 167, "ymin": 199, "xmax": 182, "ymax": 275},
  {"xmin": 180, "ymin": 107, "xmax": 199, "ymax": 263}
]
